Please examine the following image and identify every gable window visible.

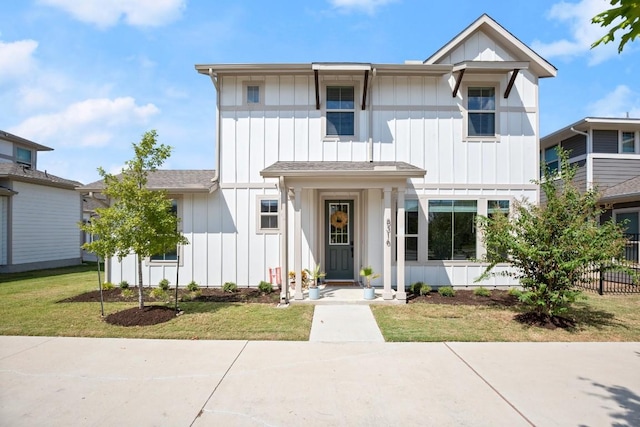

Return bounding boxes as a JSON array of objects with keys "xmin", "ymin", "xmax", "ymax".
[
  {"xmin": 326, "ymin": 86, "xmax": 355, "ymax": 136},
  {"xmin": 16, "ymin": 147, "xmax": 32, "ymax": 167},
  {"xmin": 247, "ymin": 85, "xmax": 260, "ymax": 104},
  {"xmin": 428, "ymin": 200, "xmax": 477, "ymax": 260},
  {"xmin": 467, "ymin": 87, "xmax": 495, "ymax": 137},
  {"xmin": 543, "ymin": 145, "xmax": 559, "ymax": 176},
  {"xmin": 621, "ymin": 131, "xmax": 636, "ymax": 153},
  {"xmin": 257, "ymin": 197, "xmax": 279, "ymax": 233},
  {"xmin": 151, "ymin": 199, "xmax": 179, "ymax": 262},
  {"xmin": 243, "ymin": 82, "xmax": 263, "ymax": 106}
]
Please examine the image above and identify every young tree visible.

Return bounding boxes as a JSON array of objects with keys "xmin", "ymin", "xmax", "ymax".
[
  {"xmin": 80, "ymin": 130, "xmax": 189, "ymax": 309},
  {"xmin": 592, "ymin": 0, "xmax": 640, "ymax": 53},
  {"xmin": 477, "ymin": 148, "xmax": 629, "ymax": 318}
]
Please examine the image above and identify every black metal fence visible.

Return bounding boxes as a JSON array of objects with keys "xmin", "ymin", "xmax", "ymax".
[
  {"xmin": 624, "ymin": 233, "xmax": 639, "ymax": 264},
  {"xmin": 578, "ymin": 264, "xmax": 640, "ymax": 295}
]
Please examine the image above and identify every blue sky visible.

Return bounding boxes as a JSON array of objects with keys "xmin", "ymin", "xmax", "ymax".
[{"xmin": 1, "ymin": 0, "xmax": 638, "ymax": 184}]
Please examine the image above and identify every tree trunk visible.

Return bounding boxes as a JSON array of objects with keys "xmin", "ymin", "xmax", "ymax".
[{"xmin": 137, "ymin": 254, "xmax": 144, "ymax": 309}]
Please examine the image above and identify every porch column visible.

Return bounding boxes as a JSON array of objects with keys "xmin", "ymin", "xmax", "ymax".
[
  {"xmin": 279, "ymin": 177, "xmax": 288, "ymax": 303},
  {"xmin": 293, "ymin": 187, "xmax": 304, "ymax": 300},
  {"xmin": 383, "ymin": 187, "xmax": 393, "ymax": 300},
  {"xmin": 396, "ymin": 187, "xmax": 406, "ymax": 302}
]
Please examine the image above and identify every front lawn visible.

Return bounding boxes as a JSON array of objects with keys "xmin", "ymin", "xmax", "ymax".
[{"xmin": 0, "ymin": 264, "xmax": 313, "ymax": 340}]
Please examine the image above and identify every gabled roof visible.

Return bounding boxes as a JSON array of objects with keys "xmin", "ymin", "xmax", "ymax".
[
  {"xmin": 0, "ymin": 130, "xmax": 53, "ymax": 152},
  {"xmin": 0, "ymin": 163, "xmax": 80, "ymax": 190},
  {"xmin": 79, "ymin": 170, "xmax": 218, "ymax": 193},
  {"xmin": 424, "ymin": 14, "xmax": 557, "ymax": 78}
]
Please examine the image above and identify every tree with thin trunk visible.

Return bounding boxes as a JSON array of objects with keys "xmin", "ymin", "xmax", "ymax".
[
  {"xmin": 80, "ymin": 130, "xmax": 189, "ymax": 309},
  {"xmin": 476, "ymin": 147, "xmax": 632, "ymax": 318}
]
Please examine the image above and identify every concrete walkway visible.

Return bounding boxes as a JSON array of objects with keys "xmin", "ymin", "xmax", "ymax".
[
  {"xmin": 1, "ymin": 337, "xmax": 639, "ymax": 426},
  {"xmin": 309, "ymin": 305, "xmax": 384, "ymax": 342}
]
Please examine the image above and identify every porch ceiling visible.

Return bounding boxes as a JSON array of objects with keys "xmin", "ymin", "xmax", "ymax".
[{"xmin": 260, "ymin": 161, "xmax": 426, "ymax": 179}]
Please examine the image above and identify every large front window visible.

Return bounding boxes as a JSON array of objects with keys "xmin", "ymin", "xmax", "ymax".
[
  {"xmin": 428, "ymin": 200, "xmax": 477, "ymax": 260},
  {"xmin": 326, "ymin": 86, "xmax": 355, "ymax": 136},
  {"xmin": 468, "ymin": 87, "xmax": 495, "ymax": 137}
]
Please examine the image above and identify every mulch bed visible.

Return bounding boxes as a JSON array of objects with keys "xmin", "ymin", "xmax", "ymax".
[
  {"xmin": 407, "ymin": 289, "xmax": 519, "ymax": 307},
  {"xmin": 105, "ymin": 306, "xmax": 177, "ymax": 327}
]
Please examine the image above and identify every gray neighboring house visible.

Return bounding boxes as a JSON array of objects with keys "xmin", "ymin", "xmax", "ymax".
[
  {"xmin": 540, "ymin": 117, "xmax": 640, "ymax": 263},
  {"xmin": 0, "ymin": 130, "xmax": 83, "ymax": 273}
]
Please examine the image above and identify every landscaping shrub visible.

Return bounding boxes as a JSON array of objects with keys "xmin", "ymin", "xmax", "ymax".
[
  {"xmin": 508, "ymin": 287, "xmax": 522, "ymax": 297},
  {"xmin": 158, "ymin": 278, "xmax": 170, "ymax": 291},
  {"xmin": 410, "ymin": 282, "xmax": 424, "ymax": 295},
  {"xmin": 223, "ymin": 282, "xmax": 237, "ymax": 293},
  {"xmin": 150, "ymin": 288, "xmax": 168, "ymax": 300},
  {"xmin": 419, "ymin": 284, "xmax": 432, "ymax": 296},
  {"xmin": 118, "ymin": 280, "xmax": 129, "ymax": 289},
  {"xmin": 474, "ymin": 286, "xmax": 491, "ymax": 297},
  {"xmin": 121, "ymin": 288, "xmax": 134, "ymax": 298},
  {"xmin": 187, "ymin": 281, "xmax": 199, "ymax": 292},
  {"xmin": 258, "ymin": 281, "xmax": 273, "ymax": 294},
  {"xmin": 101, "ymin": 282, "xmax": 115, "ymax": 291},
  {"xmin": 438, "ymin": 286, "xmax": 456, "ymax": 297}
]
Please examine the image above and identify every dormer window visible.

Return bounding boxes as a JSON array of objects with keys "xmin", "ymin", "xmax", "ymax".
[{"xmin": 16, "ymin": 147, "xmax": 32, "ymax": 167}]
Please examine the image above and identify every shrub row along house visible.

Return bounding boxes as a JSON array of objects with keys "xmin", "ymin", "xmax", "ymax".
[
  {"xmin": 541, "ymin": 117, "xmax": 640, "ymax": 263},
  {"xmin": 81, "ymin": 14, "xmax": 558, "ymax": 301}
]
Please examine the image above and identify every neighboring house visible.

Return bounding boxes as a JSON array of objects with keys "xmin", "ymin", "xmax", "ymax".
[
  {"xmin": 0, "ymin": 131, "xmax": 82, "ymax": 273},
  {"xmin": 81, "ymin": 14, "xmax": 556, "ymax": 301},
  {"xmin": 541, "ymin": 117, "xmax": 640, "ymax": 263}
]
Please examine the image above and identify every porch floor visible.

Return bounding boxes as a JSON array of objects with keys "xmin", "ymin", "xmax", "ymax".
[{"xmin": 287, "ymin": 285, "xmax": 404, "ymax": 305}]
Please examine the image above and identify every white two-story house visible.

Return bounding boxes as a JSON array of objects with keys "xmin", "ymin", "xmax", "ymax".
[{"xmin": 85, "ymin": 14, "xmax": 556, "ymax": 301}]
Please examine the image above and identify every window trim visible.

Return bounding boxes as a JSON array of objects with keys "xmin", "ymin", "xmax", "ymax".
[
  {"xmin": 427, "ymin": 199, "xmax": 478, "ymax": 261},
  {"xmin": 542, "ymin": 144, "xmax": 560, "ymax": 177},
  {"xmin": 256, "ymin": 195, "xmax": 280, "ymax": 234},
  {"xmin": 243, "ymin": 81, "xmax": 264, "ymax": 107},
  {"xmin": 321, "ymin": 82, "xmax": 359, "ymax": 141},
  {"xmin": 463, "ymin": 82, "xmax": 500, "ymax": 142},
  {"xmin": 147, "ymin": 196, "xmax": 184, "ymax": 266},
  {"xmin": 619, "ymin": 130, "xmax": 638, "ymax": 154},
  {"xmin": 15, "ymin": 147, "xmax": 33, "ymax": 168}
]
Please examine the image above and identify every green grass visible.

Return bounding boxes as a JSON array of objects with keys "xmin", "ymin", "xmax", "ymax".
[
  {"xmin": 372, "ymin": 293, "xmax": 640, "ymax": 342},
  {"xmin": 0, "ymin": 264, "xmax": 313, "ymax": 340}
]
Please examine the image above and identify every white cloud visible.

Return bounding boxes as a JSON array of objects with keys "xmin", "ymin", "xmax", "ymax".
[
  {"xmin": 39, "ymin": 0, "xmax": 186, "ymax": 29},
  {"xmin": 10, "ymin": 97, "xmax": 160, "ymax": 147},
  {"xmin": 587, "ymin": 85, "xmax": 640, "ymax": 117},
  {"xmin": 0, "ymin": 39, "xmax": 38, "ymax": 83},
  {"xmin": 329, "ymin": 0, "xmax": 397, "ymax": 14},
  {"xmin": 531, "ymin": 0, "xmax": 619, "ymax": 65}
]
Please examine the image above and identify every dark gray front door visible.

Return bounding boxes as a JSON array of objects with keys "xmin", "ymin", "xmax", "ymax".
[{"xmin": 325, "ymin": 200, "xmax": 354, "ymax": 280}]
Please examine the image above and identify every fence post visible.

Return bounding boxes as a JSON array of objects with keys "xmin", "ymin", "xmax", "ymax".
[{"xmin": 598, "ymin": 264, "xmax": 604, "ymax": 295}]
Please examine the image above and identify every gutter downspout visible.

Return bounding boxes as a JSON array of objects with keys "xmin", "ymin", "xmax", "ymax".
[
  {"xmin": 209, "ymin": 68, "xmax": 221, "ymax": 189},
  {"xmin": 368, "ymin": 68, "xmax": 377, "ymax": 162},
  {"xmin": 570, "ymin": 127, "xmax": 591, "ymax": 190}
]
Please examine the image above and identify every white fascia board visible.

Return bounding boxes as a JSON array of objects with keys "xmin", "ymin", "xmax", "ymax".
[
  {"xmin": 452, "ymin": 61, "xmax": 529, "ymax": 73},
  {"xmin": 312, "ymin": 63, "xmax": 371, "ymax": 71}
]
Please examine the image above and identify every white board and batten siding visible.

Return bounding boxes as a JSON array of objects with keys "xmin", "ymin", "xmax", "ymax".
[
  {"xmin": 0, "ymin": 196, "xmax": 7, "ymax": 264},
  {"xmin": 10, "ymin": 181, "xmax": 81, "ymax": 265}
]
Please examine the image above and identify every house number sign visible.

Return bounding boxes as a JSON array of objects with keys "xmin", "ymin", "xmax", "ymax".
[{"xmin": 386, "ymin": 219, "xmax": 391, "ymax": 246}]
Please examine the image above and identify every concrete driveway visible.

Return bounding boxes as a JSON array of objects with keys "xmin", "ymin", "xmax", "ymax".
[{"xmin": 1, "ymin": 336, "xmax": 639, "ymax": 426}]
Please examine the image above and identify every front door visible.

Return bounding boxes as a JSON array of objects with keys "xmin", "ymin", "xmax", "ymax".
[{"xmin": 325, "ymin": 200, "xmax": 354, "ymax": 280}]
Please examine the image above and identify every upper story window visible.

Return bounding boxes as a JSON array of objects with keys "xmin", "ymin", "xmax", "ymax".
[
  {"xmin": 467, "ymin": 87, "xmax": 495, "ymax": 137},
  {"xmin": 247, "ymin": 85, "xmax": 260, "ymax": 104},
  {"xmin": 326, "ymin": 86, "xmax": 355, "ymax": 137},
  {"xmin": 16, "ymin": 147, "xmax": 32, "ymax": 167},
  {"xmin": 543, "ymin": 145, "xmax": 559, "ymax": 176},
  {"xmin": 621, "ymin": 131, "xmax": 636, "ymax": 153},
  {"xmin": 243, "ymin": 82, "xmax": 263, "ymax": 107},
  {"xmin": 257, "ymin": 197, "xmax": 279, "ymax": 233}
]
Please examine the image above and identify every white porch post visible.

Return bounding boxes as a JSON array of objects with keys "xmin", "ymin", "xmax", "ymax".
[
  {"xmin": 279, "ymin": 177, "xmax": 288, "ymax": 303},
  {"xmin": 396, "ymin": 187, "xmax": 406, "ymax": 301},
  {"xmin": 383, "ymin": 187, "xmax": 393, "ymax": 300},
  {"xmin": 293, "ymin": 187, "xmax": 304, "ymax": 300}
]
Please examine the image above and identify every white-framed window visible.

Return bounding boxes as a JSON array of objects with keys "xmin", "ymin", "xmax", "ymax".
[
  {"xmin": 324, "ymin": 85, "xmax": 356, "ymax": 138},
  {"xmin": 428, "ymin": 200, "xmax": 477, "ymax": 260},
  {"xmin": 467, "ymin": 86, "xmax": 496, "ymax": 138},
  {"xmin": 16, "ymin": 147, "xmax": 32, "ymax": 167},
  {"xmin": 243, "ymin": 82, "xmax": 264, "ymax": 106},
  {"xmin": 488, "ymin": 200, "xmax": 510, "ymax": 218},
  {"xmin": 395, "ymin": 200, "xmax": 419, "ymax": 261},
  {"xmin": 620, "ymin": 131, "xmax": 637, "ymax": 153},
  {"xmin": 542, "ymin": 145, "xmax": 559, "ymax": 177},
  {"xmin": 150, "ymin": 198, "xmax": 181, "ymax": 262},
  {"xmin": 257, "ymin": 197, "xmax": 279, "ymax": 233}
]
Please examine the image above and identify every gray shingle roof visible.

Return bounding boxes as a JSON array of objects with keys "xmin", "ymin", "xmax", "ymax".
[
  {"xmin": 79, "ymin": 170, "xmax": 217, "ymax": 193},
  {"xmin": 0, "ymin": 163, "xmax": 81, "ymax": 189},
  {"xmin": 601, "ymin": 176, "xmax": 640, "ymax": 201},
  {"xmin": 261, "ymin": 161, "xmax": 425, "ymax": 177}
]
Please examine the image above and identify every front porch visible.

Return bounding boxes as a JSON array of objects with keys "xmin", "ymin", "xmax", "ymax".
[{"xmin": 286, "ymin": 284, "xmax": 404, "ymax": 305}]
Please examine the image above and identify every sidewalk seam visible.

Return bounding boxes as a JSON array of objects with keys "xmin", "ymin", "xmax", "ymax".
[
  {"xmin": 189, "ymin": 340, "xmax": 249, "ymax": 427},
  {"xmin": 444, "ymin": 343, "xmax": 535, "ymax": 427}
]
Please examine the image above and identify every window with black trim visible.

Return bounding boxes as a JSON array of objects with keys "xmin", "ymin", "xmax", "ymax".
[
  {"xmin": 326, "ymin": 86, "xmax": 355, "ymax": 136},
  {"xmin": 468, "ymin": 87, "xmax": 496, "ymax": 137}
]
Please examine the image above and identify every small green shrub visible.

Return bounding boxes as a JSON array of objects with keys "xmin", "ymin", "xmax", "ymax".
[
  {"xmin": 150, "ymin": 288, "xmax": 168, "ymax": 300},
  {"xmin": 186, "ymin": 281, "xmax": 199, "ymax": 292},
  {"xmin": 409, "ymin": 282, "xmax": 424, "ymax": 295},
  {"xmin": 118, "ymin": 280, "xmax": 129, "ymax": 289},
  {"xmin": 158, "ymin": 278, "xmax": 170, "ymax": 290},
  {"xmin": 181, "ymin": 289, "xmax": 202, "ymax": 301},
  {"xmin": 258, "ymin": 281, "xmax": 273, "ymax": 294},
  {"xmin": 419, "ymin": 284, "xmax": 432, "ymax": 296},
  {"xmin": 508, "ymin": 287, "xmax": 522, "ymax": 297},
  {"xmin": 120, "ymin": 288, "xmax": 134, "ymax": 298},
  {"xmin": 438, "ymin": 286, "xmax": 456, "ymax": 297},
  {"xmin": 223, "ymin": 282, "xmax": 237, "ymax": 293},
  {"xmin": 101, "ymin": 282, "xmax": 114, "ymax": 290},
  {"xmin": 474, "ymin": 286, "xmax": 491, "ymax": 297}
]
